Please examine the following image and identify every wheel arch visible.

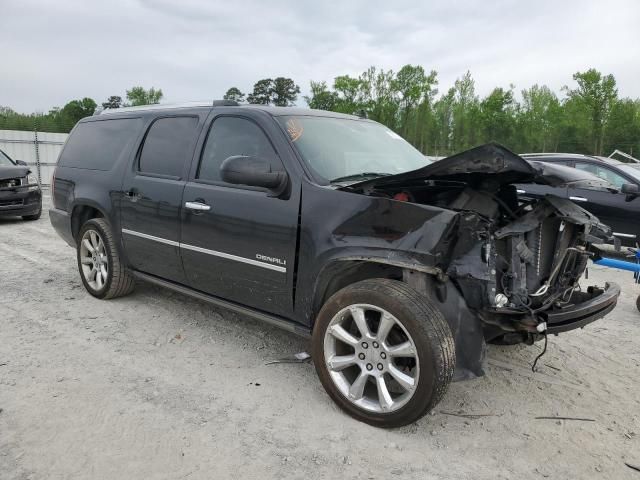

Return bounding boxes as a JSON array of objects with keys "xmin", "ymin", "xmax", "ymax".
[
  {"xmin": 310, "ymin": 257, "xmax": 442, "ymax": 328},
  {"xmin": 70, "ymin": 201, "xmax": 107, "ymax": 242}
]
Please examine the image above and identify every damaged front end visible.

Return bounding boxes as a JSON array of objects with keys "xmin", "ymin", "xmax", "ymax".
[
  {"xmin": 448, "ymin": 192, "xmax": 618, "ymax": 341},
  {"xmin": 344, "ymin": 143, "xmax": 620, "ymax": 378}
]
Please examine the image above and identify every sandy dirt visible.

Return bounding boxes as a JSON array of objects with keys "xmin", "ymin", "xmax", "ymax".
[{"xmin": 1, "ymin": 193, "xmax": 639, "ymax": 480}]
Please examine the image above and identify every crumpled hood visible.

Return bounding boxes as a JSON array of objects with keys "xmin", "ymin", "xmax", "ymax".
[
  {"xmin": 0, "ymin": 165, "xmax": 29, "ymax": 181},
  {"xmin": 347, "ymin": 143, "xmax": 612, "ymax": 191}
]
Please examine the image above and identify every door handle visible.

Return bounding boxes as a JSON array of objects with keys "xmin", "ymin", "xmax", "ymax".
[
  {"xmin": 516, "ymin": 189, "xmax": 526, "ymax": 194},
  {"xmin": 569, "ymin": 196, "xmax": 588, "ymax": 202},
  {"xmin": 185, "ymin": 201, "xmax": 211, "ymax": 212}
]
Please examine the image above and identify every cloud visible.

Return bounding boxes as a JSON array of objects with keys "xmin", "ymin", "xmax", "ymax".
[{"xmin": 1, "ymin": 0, "xmax": 638, "ymax": 112}]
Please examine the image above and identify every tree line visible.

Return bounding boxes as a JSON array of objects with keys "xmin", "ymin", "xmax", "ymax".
[
  {"xmin": 2, "ymin": 69, "xmax": 638, "ymax": 157},
  {"xmin": 0, "ymin": 86, "xmax": 163, "ymax": 133},
  {"xmin": 300, "ymin": 67, "xmax": 639, "ymax": 157},
  {"xmin": 222, "ymin": 68, "xmax": 639, "ymax": 157}
]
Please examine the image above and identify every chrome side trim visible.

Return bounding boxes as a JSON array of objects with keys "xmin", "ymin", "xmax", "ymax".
[
  {"xmin": 121, "ymin": 228, "xmax": 180, "ymax": 247},
  {"xmin": 180, "ymin": 243, "xmax": 286, "ymax": 273},
  {"xmin": 612, "ymin": 232, "xmax": 636, "ymax": 239},
  {"xmin": 121, "ymin": 228, "xmax": 286, "ymax": 273}
]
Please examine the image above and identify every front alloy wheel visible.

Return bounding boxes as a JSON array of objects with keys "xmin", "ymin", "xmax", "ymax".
[
  {"xmin": 324, "ymin": 304, "xmax": 419, "ymax": 413},
  {"xmin": 312, "ymin": 279, "xmax": 455, "ymax": 428}
]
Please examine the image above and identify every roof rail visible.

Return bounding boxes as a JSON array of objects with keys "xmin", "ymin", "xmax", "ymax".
[
  {"xmin": 521, "ymin": 152, "xmax": 588, "ymax": 157},
  {"xmin": 212, "ymin": 100, "xmax": 239, "ymax": 107},
  {"xmin": 608, "ymin": 149, "xmax": 640, "ymax": 164},
  {"xmin": 99, "ymin": 100, "xmax": 239, "ymax": 115}
]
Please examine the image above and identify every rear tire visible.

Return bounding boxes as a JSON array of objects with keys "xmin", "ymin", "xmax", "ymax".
[
  {"xmin": 636, "ymin": 295, "xmax": 640, "ymax": 313},
  {"xmin": 312, "ymin": 278, "xmax": 455, "ymax": 428},
  {"xmin": 77, "ymin": 218, "xmax": 135, "ymax": 299}
]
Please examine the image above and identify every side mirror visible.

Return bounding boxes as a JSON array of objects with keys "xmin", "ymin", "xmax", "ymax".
[
  {"xmin": 621, "ymin": 183, "xmax": 639, "ymax": 195},
  {"xmin": 220, "ymin": 155, "xmax": 288, "ymax": 195},
  {"xmin": 15, "ymin": 159, "xmax": 27, "ymax": 166}
]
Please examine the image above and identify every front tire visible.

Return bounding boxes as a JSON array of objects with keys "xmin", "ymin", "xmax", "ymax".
[
  {"xmin": 77, "ymin": 218, "xmax": 135, "ymax": 299},
  {"xmin": 312, "ymin": 279, "xmax": 455, "ymax": 428}
]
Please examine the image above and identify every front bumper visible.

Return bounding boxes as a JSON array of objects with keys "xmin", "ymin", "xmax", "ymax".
[
  {"xmin": 545, "ymin": 282, "xmax": 620, "ymax": 334},
  {"xmin": 0, "ymin": 185, "xmax": 42, "ymax": 217}
]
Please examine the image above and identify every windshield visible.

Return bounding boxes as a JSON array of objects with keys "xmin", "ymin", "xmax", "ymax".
[
  {"xmin": 277, "ymin": 115, "xmax": 430, "ymax": 183},
  {"xmin": 0, "ymin": 150, "xmax": 14, "ymax": 166},
  {"xmin": 617, "ymin": 164, "xmax": 640, "ymax": 184}
]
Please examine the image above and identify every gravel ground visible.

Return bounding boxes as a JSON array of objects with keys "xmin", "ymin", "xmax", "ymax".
[{"xmin": 1, "ymin": 193, "xmax": 639, "ymax": 480}]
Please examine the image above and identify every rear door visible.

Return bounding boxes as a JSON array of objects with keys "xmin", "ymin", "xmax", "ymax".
[
  {"xmin": 120, "ymin": 114, "xmax": 204, "ymax": 283},
  {"xmin": 180, "ymin": 113, "xmax": 299, "ymax": 317}
]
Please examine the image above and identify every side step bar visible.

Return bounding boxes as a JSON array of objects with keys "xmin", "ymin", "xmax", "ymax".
[{"xmin": 132, "ymin": 271, "xmax": 311, "ymax": 338}]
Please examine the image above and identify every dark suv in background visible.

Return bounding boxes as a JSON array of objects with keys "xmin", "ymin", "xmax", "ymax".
[
  {"xmin": 520, "ymin": 153, "xmax": 640, "ymax": 246},
  {"xmin": 49, "ymin": 101, "xmax": 619, "ymax": 427},
  {"xmin": 0, "ymin": 148, "xmax": 42, "ymax": 221}
]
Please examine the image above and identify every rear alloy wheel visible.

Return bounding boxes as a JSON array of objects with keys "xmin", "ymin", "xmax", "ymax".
[
  {"xmin": 79, "ymin": 228, "xmax": 109, "ymax": 291},
  {"xmin": 77, "ymin": 218, "xmax": 134, "ymax": 299},
  {"xmin": 312, "ymin": 279, "xmax": 455, "ymax": 428}
]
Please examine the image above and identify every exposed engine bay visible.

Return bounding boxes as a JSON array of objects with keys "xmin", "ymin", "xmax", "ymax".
[{"xmin": 342, "ymin": 144, "xmax": 618, "ymax": 347}]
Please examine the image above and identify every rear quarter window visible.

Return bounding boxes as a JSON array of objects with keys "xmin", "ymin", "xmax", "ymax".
[{"xmin": 58, "ymin": 118, "xmax": 142, "ymax": 171}]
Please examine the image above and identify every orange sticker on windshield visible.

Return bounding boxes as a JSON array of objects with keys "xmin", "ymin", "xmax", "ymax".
[{"xmin": 286, "ymin": 118, "xmax": 303, "ymax": 142}]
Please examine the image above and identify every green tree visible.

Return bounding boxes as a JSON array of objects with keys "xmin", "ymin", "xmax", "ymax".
[
  {"xmin": 393, "ymin": 65, "xmax": 438, "ymax": 148},
  {"xmin": 517, "ymin": 85, "xmax": 562, "ymax": 152},
  {"xmin": 304, "ymin": 81, "xmax": 339, "ymax": 110},
  {"xmin": 272, "ymin": 77, "xmax": 301, "ymax": 106},
  {"xmin": 247, "ymin": 79, "xmax": 273, "ymax": 105},
  {"xmin": 126, "ymin": 86, "xmax": 163, "ymax": 106},
  {"xmin": 479, "ymin": 86, "xmax": 516, "ymax": 146},
  {"xmin": 604, "ymin": 98, "xmax": 640, "ymax": 156},
  {"xmin": 60, "ymin": 98, "xmax": 97, "ymax": 125},
  {"xmin": 359, "ymin": 67, "xmax": 398, "ymax": 127},
  {"xmin": 332, "ymin": 75, "xmax": 363, "ymax": 114},
  {"xmin": 564, "ymin": 69, "xmax": 617, "ymax": 154},
  {"xmin": 223, "ymin": 87, "xmax": 245, "ymax": 103},
  {"xmin": 432, "ymin": 88, "xmax": 455, "ymax": 155},
  {"xmin": 101, "ymin": 96, "xmax": 123, "ymax": 109},
  {"xmin": 451, "ymin": 71, "xmax": 480, "ymax": 151}
]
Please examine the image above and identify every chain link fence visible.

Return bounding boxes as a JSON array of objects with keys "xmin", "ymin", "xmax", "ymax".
[
  {"xmin": 0, "ymin": 129, "xmax": 68, "ymax": 186},
  {"xmin": 0, "ymin": 112, "xmax": 78, "ymax": 186}
]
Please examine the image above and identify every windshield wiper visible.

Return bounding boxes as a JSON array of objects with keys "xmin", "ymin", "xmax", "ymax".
[{"xmin": 329, "ymin": 172, "xmax": 392, "ymax": 184}]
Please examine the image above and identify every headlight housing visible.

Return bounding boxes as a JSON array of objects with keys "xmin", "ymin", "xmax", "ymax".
[{"xmin": 25, "ymin": 173, "xmax": 40, "ymax": 190}]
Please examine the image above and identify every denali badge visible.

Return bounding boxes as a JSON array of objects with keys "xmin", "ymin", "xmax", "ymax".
[{"xmin": 256, "ymin": 254, "xmax": 286, "ymax": 266}]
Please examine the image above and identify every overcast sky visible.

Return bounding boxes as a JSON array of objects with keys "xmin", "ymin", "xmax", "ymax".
[{"xmin": 1, "ymin": 0, "xmax": 639, "ymax": 113}]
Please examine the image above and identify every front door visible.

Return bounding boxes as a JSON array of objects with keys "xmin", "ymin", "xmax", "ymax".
[
  {"xmin": 120, "ymin": 115, "xmax": 203, "ymax": 283},
  {"xmin": 180, "ymin": 114, "xmax": 299, "ymax": 317},
  {"xmin": 572, "ymin": 161, "xmax": 640, "ymax": 244}
]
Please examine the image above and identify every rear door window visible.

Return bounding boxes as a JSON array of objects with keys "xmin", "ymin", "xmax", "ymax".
[
  {"xmin": 139, "ymin": 116, "xmax": 199, "ymax": 178},
  {"xmin": 59, "ymin": 118, "xmax": 141, "ymax": 170}
]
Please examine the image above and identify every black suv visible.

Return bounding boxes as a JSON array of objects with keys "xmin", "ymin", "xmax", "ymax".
[
  {"xmin": 0, "ymin": 148, "xmax": 42, "ymax": 221},
  {"xmin": 50, "ymin": 102, "xmax": 620, "ymax": 427},
  {"xmin": 520, "ymin": 153, "xmax": 640, "ymax": 246}
]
